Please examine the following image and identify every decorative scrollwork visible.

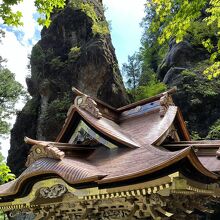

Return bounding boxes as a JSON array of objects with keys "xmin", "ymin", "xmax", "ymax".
[
  {"xmin": 9, "ymin": 210, "xmax": 22, "ymax": 218},
  {"xmin": 159, "ymin": 92, "xmax": 174, "ymax": 117},
  {"xmin": 25, "ymin": 137, "xmax": 65, "ymax": 167},
  {"xmin": 74, "ymin": 128, "xmax": 96, "ymax": 145},
  {"xmin": 74, "ymin": 95, "xmax": 102, "ymax": 119},
  {"xmin": 25, "ymin": 144, "xmax": 65, "ymax": 167},
  {"xmin": 150, "ymin": 193, "xmax": 165, "ymax": 206},
  {"xmin": 9, "ymin": 208, "xmax": 32, "ymax": 218},
  {"xmin": 6, "ymin": 193, "xmax": 217, "ymax": 219},
  {"xmin": 39, "ymin": 184, "xmax": 67, "ymax": 199},
  {"xmin": 100, "ymin": 209, "xmax": 130, "ymax": 219}
]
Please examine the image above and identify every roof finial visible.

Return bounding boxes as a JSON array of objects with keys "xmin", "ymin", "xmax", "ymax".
[
  {"xmin": 25, "ymin": 137, "xmax": 65, "ymax": 167},
  {"xmin": 159, "ymin": 92, "xmax": 175, "ymax": 117},
  {"xmin": 72, "ymin": 87, "xmax": 102, "ymax": 119}
]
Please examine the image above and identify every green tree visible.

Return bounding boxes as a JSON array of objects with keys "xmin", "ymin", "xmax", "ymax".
[
  {"xmin": 122, "ymin": 53, "xmax": 142, "ymax": 97},
  {"xmin": 0, "ymin": 59, "xmax": 23, "ymax": 135},
  {"xmin": 0, "ymin": 152, "xmax": 15, "ymax": 184},
  {"xmin": 0, "ymin": 0, "xmax": 109, "ymax": 34},
  {"xmin": 0, "ymin": 56, "xmax": 22, "ymax": 190},
  {"xmin": 122, "ymin": 53, "xmax": 166, "ymax": 101},
  {"xmin": 0, "ymin": 0, "xmax": 65, "ymax": 27},
  {"xmin": 146, "ymin": 0, "xmax": 220, "ymax": 78}
]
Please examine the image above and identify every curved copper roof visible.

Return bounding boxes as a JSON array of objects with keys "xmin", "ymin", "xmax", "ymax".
[
  {"xmin": 0, "ymin": 89, "xmax": 219, "ymax": 198},
  {"xmin": 199, "ymin": 156, "xmax": 220, "ymax": 172},
  {"xmin": 0, "ymin": 157, "xmax": 105, "ymax": 197},
  {"xmin": 77, "ymin": 107, "xmax": 140, "ymax": 147},
  {"xmin": 162, "ymin": 140, "xmax": 220, "ymax": 173},
  {"xmin": 95, "ymin": 147, "xmax": 218, "ymax": 184}
]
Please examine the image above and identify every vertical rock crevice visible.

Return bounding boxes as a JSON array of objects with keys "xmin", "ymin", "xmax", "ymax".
[{"xmin": 8, "ymin": 0, "xmax": 129, "ymax": 175}]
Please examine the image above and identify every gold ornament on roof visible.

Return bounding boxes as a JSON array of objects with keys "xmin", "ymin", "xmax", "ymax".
[
  {"xmin": 73, "ymin": 87, "xmax": 102, "ymax": 119},
  {"xmin": 25, "ymin": 137, "xmax": 65, "ymax": 167},
  {"xmin": 159, "ymin": 92, "xmax": 175, "ymax": 117}
]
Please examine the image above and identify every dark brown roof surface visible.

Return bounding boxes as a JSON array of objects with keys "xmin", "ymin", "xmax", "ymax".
[
  {"xmin": 163, "ymin": 140, "xmax": 220, "ymax": 173},
  {"xmin": 76, "ymin": 107, "xmax": 140, "ymax": 148},
  {"xmin": 86, "ymin": 107, "xmax": 217, "ymax": 183},
  {"xmin": 0, "ymin": 89, "xmax": 219, "ymax": 198},
  {"xmin": 199, "ymin": 156, "xmax": 220, "ymax": 172},
  {"xmin": 0, "ymin": 157, "xmax": 105, "ymax": 197}
]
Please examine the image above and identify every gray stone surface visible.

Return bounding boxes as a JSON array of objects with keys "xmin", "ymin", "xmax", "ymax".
[
  {"xmin": 8, "ymin": 0, "xmax": 129, "ymax": 176},
  {"xmin": 157, "ymin": 40, "xmax": 220, "ymax": 138}
]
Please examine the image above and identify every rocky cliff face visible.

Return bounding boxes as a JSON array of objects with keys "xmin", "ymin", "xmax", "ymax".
[
  {"xmin": 158, "ymin": 40, "xmax": 220, "ymax": 138},
  {"xmin": 8, "ymin": 0, "xmax": 129, "ymax": 175}
]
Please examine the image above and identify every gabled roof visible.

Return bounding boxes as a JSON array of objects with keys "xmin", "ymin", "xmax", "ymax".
[
  {"xmin": 163, "ymin": 140, "xmax": 220, "ymax": 173},
  {"xmin": 0, "ymin": 88, "xmax": 219, "ymax": 199},
  {"xmin": 56, "ymin": 87, "xmax": 190, "ymax": 145}
]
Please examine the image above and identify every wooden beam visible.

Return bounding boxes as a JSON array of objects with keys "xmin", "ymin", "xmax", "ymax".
[{"xmin": 163, "ymin": 143, "xmax": 220, "ymax": 148}]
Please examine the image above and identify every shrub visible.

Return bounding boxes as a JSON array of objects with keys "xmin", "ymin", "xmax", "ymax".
[
  {"xmin": 50, "ymin": 56, "xmax": 65, "ymax": 71},
  {"xmin": 207, "ymin": 120, "xmax": 220, "ymax": 140},
  {"xmin": 70, "ymin": 1, "xmax": 109, "ymax": 35},
  {"xmin": 68, "ymin": 46, "xmax": 81, "ymax": 61},
  {"xmin": 135, "ymin": 82, "xmax": 167, "ymax": 101}
]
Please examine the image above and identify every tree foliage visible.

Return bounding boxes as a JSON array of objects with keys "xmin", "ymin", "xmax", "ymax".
[
  {"xmin": 70, "ymin": 1, "xmax": 109, "ymax": 35},
  {"xmin": 207, "ymin": 119, "xmax": 220, "ymax": 139},
  {"xmin": 122, "ymin": 53, "xmax": 166, "ymax": 101},
  {"xmin": 146, "ymin": 0, "xmax": 220, "ymax": 78},
  {"xmin": 0, "ymin": 0, "xmax": 65, "ymax": 27},
  {"xmin": 0, "ymin": 0, "xmax": 109, "ymax": 34},
  {"xmin": 0, "ymin": 159, "xmax": 15, "ymax": 184},
  {"xmin": 0, "ymin": 59, "xmax": 23, "ymax": 135},
  {"xmin": 0, "ymin": 152, "xmax": 15, "ymax": 184},
  {"xmin": 122, "ymin": 53, "xmax": 141, "ymax": 92}
]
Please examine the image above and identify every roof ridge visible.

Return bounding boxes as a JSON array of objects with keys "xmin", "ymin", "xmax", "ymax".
[
  {"xmin": 72, "ymin": 86, "xmax": 177, "ymax": 113},
  {"xmin": 117, "ymin": 87, "xmax": 177, "ymax": 112}
]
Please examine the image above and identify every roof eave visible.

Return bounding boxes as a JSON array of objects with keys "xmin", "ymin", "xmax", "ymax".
[{"xmin": 97, "ymin": 147, "xmax": 218, "ymax": 185}]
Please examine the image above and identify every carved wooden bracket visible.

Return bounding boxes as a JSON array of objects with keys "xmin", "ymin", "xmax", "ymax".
[
  {"xmin": 25, "ymin": 137, "xmax": 65, "ymax": 167},
  {"xmin": 9, "ymin": 208, "xmax": 32, "ymax": 218},
  {"xmin": 39, "ymin": 184, "xmax": 67, "ymax": 199},
  {"xmin": 6, "ymin": 192, "xmax": 217, "ymax": 219},
  {"xmin": 159, "ymin": 92, "xmax": 175, "ymax": 117},
  {"xmin": 73, "ymin": 87, "xmax": 102, "ymax": 119}
]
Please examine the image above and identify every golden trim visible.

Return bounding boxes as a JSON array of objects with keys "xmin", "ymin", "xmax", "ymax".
[
  {"xmin": 0, "ymin": 176, "xmax": 171, "ymax": 210},
  {"xmin": 0, "ymin": 172, "xmax": 220, "ymax": 211}
]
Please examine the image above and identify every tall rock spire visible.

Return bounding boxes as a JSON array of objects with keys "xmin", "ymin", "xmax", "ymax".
[{"xmin": 8, "ymin": 0, "xmax": 129, "ymax": 175}]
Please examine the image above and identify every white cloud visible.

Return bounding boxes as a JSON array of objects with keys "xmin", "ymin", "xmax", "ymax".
[
  {"xmin": 0, "ymin": 0, "xmax": 41, "ymax": 158},
  {"xmin": 13, "ymin": 0, "xmax": 37, "ymax": 42},
  {"xmin": 0, "ymin": 0, "xmax": 41, "ymax": 85},
  {"xmin": 0, "ymin": 31, "xmax": 30, "ymax": 85}
]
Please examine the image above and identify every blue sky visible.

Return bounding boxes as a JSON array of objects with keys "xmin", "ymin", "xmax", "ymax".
[
  {"xmin": 0, "ymin": 0, "xmax": 146, "ymax": 157},
  {"xmin": 103, "ymin": 0, "xmax": 145, "ymax": 67},
  {"xmin": 0, "ymin": 0, "xmax": 146, "ymax": 85}
]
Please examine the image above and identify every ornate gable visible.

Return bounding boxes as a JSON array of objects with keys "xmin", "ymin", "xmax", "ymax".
[
  {"xmin": 25, "ymin": 137, "xmax": 65, "ymax": 167},
  {"xmin": 73, "ymin": 87, "xmax": 102, "ymax": 119}
]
